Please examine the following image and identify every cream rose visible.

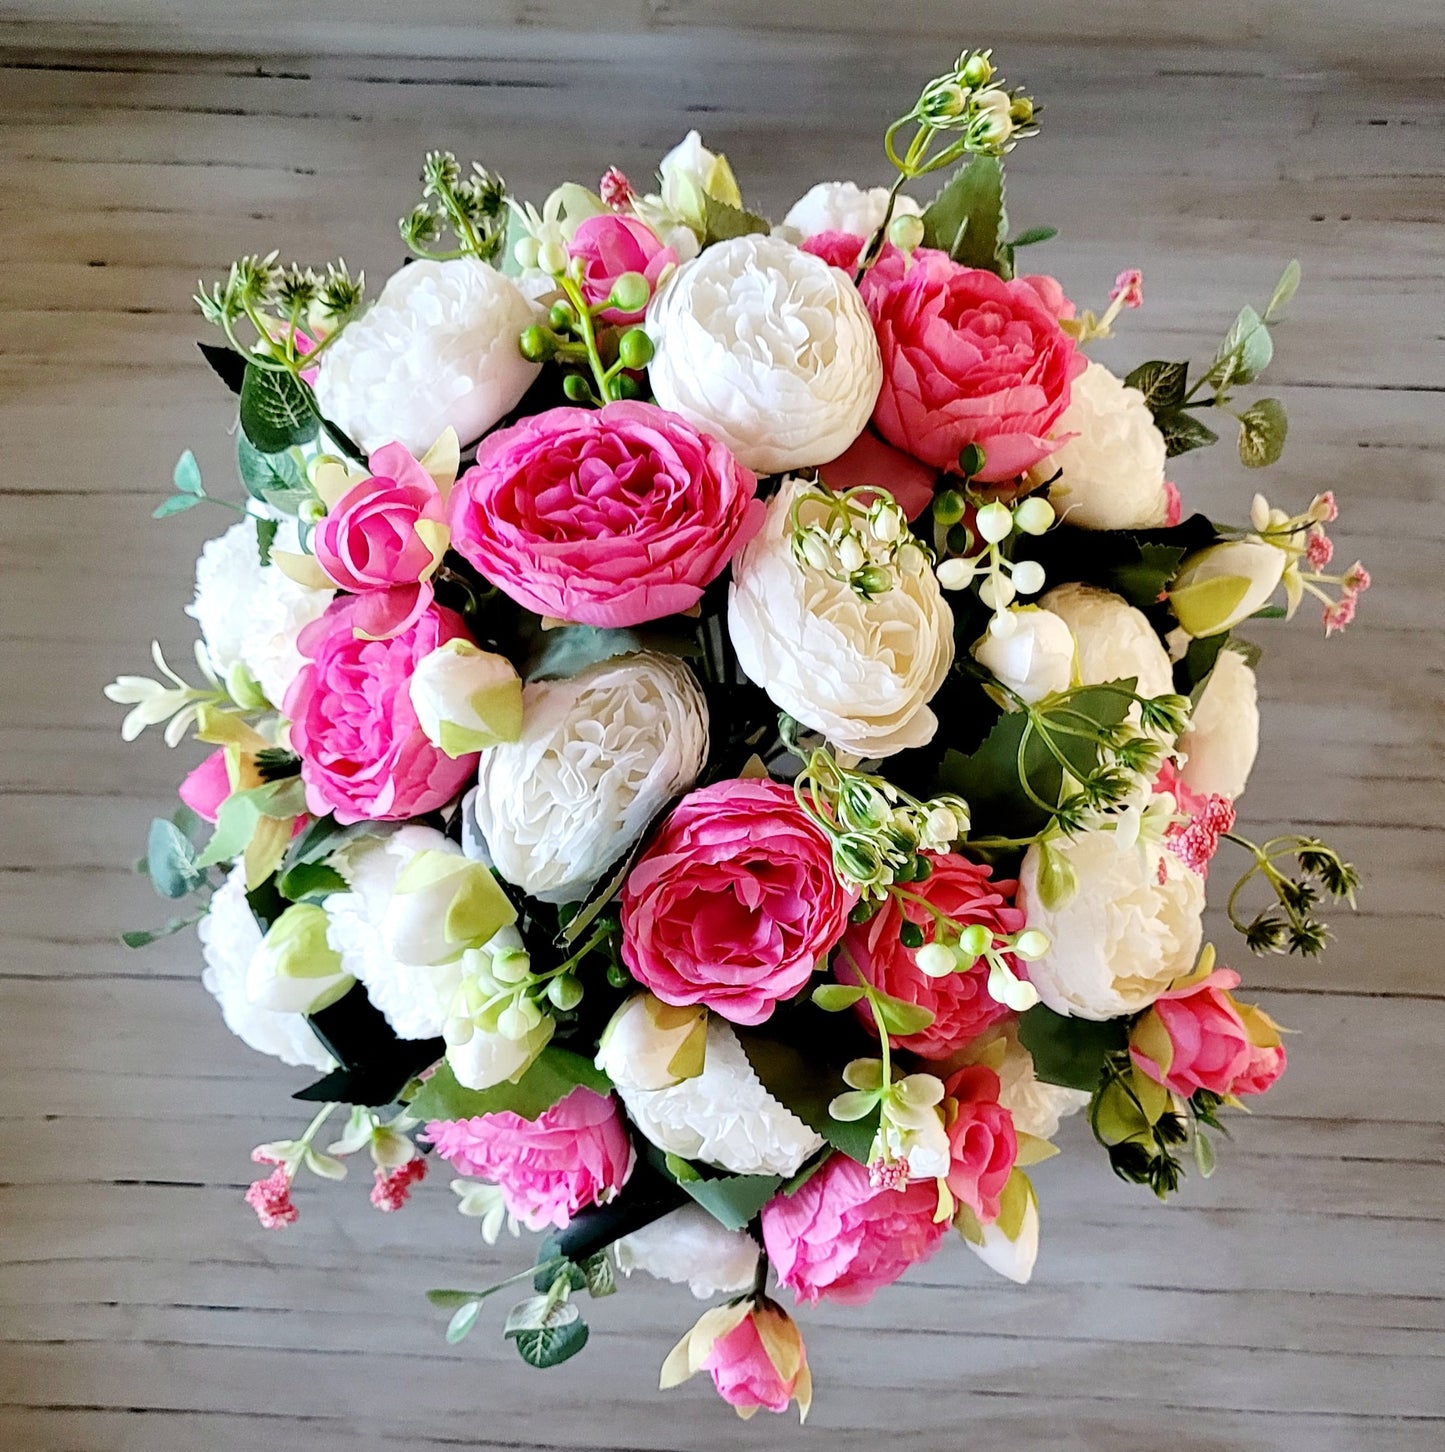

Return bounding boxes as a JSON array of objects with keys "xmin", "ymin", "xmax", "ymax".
[
  {"xmin": 728, "ymin": 478, "xmax": 954, "ymax": 758},
  {"xmin": 465, "ymin": 652, "xmax": 708, "ymax": 903},
  {"xmin": 1040, "ymin": 582, "xmax": 1174, "ymax": 699},
  {"xmin": 313, "ymin": 257, "xmax": 540, "ymax": 455},
  {"xmin": 780, "ymin": 181, "xmax": 921, "ymax": 241},
  {"xmin": 1177, "ymin": 646, "xmax": 1260, "ymax": 799},
  {"xmin": 647, "ymin": 233, "xmax": 882, "ymax": 474}
]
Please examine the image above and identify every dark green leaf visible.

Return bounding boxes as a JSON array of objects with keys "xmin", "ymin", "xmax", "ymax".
[
  {"xmin": 920, "ymin": 155, "xmax": 1006, "ymax": 274},
  {"xmin": 236, "ymin": 433, "xmax": 305, "ymax": 504},
  {"xmin": 1156, "ymin": 409, "xmax": 1220, "ymax": 459},
  {"xmin": 701, "ymin": 196, "xmax": 771, "ymax": 244},
  {"xmin": 408, "ymin": 1049, "xmax": 610, "ymax": 1125},
  {"xmin": 146, "ymin": 817, "xmax": 205, "ymax": 899},
  {"xmin": 1110, "ymin": 542, "xmax": 1187, "ymax": 610},
  {"xmin": 281, "ymin": 814, "xmax": 377, "ymax": 872},
  {"xmin": 276, "ymin": 861, "xmax": 347, "ymax": 902},
  {"xmin": 1176, "ymin": 630, "xmax": 1231, "ymax": 700},
  {"xmin": 1237, "ymin": 397, "xmax": 1288, "ymax": 468},
  {"xmin": 532, "ymin": 1237, "xmax": 587, "ymax": 1293},
  {"xmin": 670, "ymin": 1165, "xmax": 785, "ymax": 1231},
  {"xmin": 239, "ymin": 363, "xmax": 319, "ymax": 453},
  {"xmin": 255, "ymin": 516, "xmax": 279, "ymax": 566},
  {"xmin": 580, "ymin": 1251, "xmax": 616, "ymax": 1299},
  {"xmin": 1124, "ymin": 359, "xmax": 1189, "ymax": 415},
  {"xmin": 172, "ymin": 450, "xmax": 203, "ymax": 496},
  {"xmin": 198, "ymin": 340, "xmax": 247, "ymax": 394},
  {"xmin": 122, "ymin": 912, "xmax": 201, "ymax": 949},
  {"xmin": 510, "ymin": 1316, "xmax": 589, "ymax": 1369},
  {"xmin": 1007, "ymin": 224, "xmax": 1057, "ymax": 248},
  {"xmin": 737, "ymin": 1032, "xmax": 878, "ymax": 1163},
  {"xmin": 1017, "ymin": 1005, "xmax": 1126, "ymax": 1091},
  {"xmin": 153, "ymin": 494, "xmax": 203, "ymax": 519}
]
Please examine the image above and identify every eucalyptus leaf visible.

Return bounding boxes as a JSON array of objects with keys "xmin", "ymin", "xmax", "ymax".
[
  {"xmin": 153, "ymin": 494, "xmax": 204, "ymax": 519},
  {"xmin": 445, "ymin": 1300, "xmax": 482, "ymax": 1344},
  {"xmin": 146, "ymin": 817, "xmax": 205, "ymax": 899},
  {"xmin": 1264, "ymin": 258, "xmax": 1301, "ymax": 321},
  {"xmin": 122, "ymin": 911, "xmax": 202, "ymax": 949},
  {"xmin": 194, "ymin": 778, "xmax": 308, "ymax": 869},
  {"xmin": 237, "ymin": 433, "xmax": 305, "ymax": 504},
  {"xmin": 1193, "ymin": 1128, "xmax": 1218, "ymax": 1177},
  {"xmin": 172, "ymin": 450, "xmax": 204, "ymax": 496},
  {"xmin": 1206, "ymin": 304, "xmax": 1273, "ymax": 389},
  {"xmin": 239, "ymin": 363, "xmax": 319, "ymax": 453},
  {"xmin": 1237, "ymin": 397, "xmax": 1288, "ymax": 468}
]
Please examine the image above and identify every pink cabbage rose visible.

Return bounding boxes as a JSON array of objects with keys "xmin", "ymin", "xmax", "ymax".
[
  {"xmin": 1130, "ymin": 967, "xmax": 1286, "ymax": 1099},
  {"xmin": 284, "ymin": 596, "xmax": 478, "ymax": 823},
  {"xmin": 702, "ymin": 1302, "xmax": 810, "ymax": 1418},
  {"xmin": 568, "ymin": 213, "xmax": 677, "ymax": 323},
  {"xmin": 620, "ymin": 778, "xmax": 857, "ymax": 1026},
  {"xmin": 943, "ymin": 1065, "xmax": 1018, "ymax": 1224},
  {"xmin": 425, "ymin": 1086, "xmax": 635, "ymax": 1231},
  {"xmin": 313, "ymin": 442, "xmax": 449, "ymax": 639},
  {"xmin": 449, "ymin": 402, "xmax": 762, "ymax": 628},
  {"xmin": 179, "ymin": 749, "xmax": 231, "ymax": 823},
  {"xmin": 761, "ymin": 1153, "xmax": 947, "ymax": 1305},
  {"xmin": 835, "ymin": 852, "xmax": 1024, "ymax": 1057}
]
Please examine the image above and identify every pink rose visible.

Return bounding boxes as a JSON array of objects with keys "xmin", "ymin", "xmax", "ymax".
[
  {"xmin": 702, "ymin": 1302, "xmax": 810, "ymax": 1418},
  {"xmin": 620, "ymin": 779, "xmax": 857, "ymax": 1026},
  {"xmin": 179, "ymin": 749, "xmax": 231, "ymax": 823},
  {"xmin": 942, "ymin": 1065, "xmax": 1017, "ymax": 1224},
  {"xmin": 762, "ymin": 1154, "xmax": 947, "ymax": 1305},
  {"xmin": 1130, "ymin": 968, "xmax": 1287, "ymax": 1099},
  {"xmin": 568, "ymin": 213, "xmax": 677, "ymax": 323},
  {"xmin": 313, "ymin": 442, "xmax": 449, "ymax": 639},
  {"xmin": 835, "ymin": 852, "xmax": 1024, "ymax": 1058},
  {"xmin": 425, "ymin": 1086, "xmax": 635, "ymax": 1231},
  {"xmin": 284, "ymin": 596, "xmax": 478, "ymax": 823},
  {"xmin": 858, "ymin": 242, "xmax": 1082, "ymax": 482},
  {"xmin": 449, "ymin": 402, "xmax": 762, "ymax": 629}
]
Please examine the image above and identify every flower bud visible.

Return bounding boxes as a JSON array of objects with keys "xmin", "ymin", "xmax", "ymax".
[
  {"xmin": 562, "ymin": 372, "xmax": 593, "ymax": 402},
  {"xmin": 617, "ymin": 327, "xmax": 655, "ymax": 370},
  {"xmin": 915, "ymin": 941, "xmax": 959, "ymax": 978},
  {"xmin": 225, "ymin": 660, "xmax": 268, "ymax": 711},
  {"xmin": 661, "ymin": 1297, "xmax": 811, "ymax": 1423},
  {"xmin": 838, "ymin": 533, "xmax": 867, "ymax": 572},
  {"xmin": 1009, "ymin": 95, "xmax": 1035, "ymax": 126},
  {"xmin": 246, "ymin": 903, "xmax": 354, "ymax": 1014},
  {"xmin": 548, "ymin": 300, "xmax": 578, "ymax": 331},
  {"xmin": 957, "ymin": 922, "xmax": 993, "ymax": 958},
  {"xmin": 597, "ymin": 993, "xmax": 709, "ymax": 1090},
  {"xmin": 920, "ymin": 81, "xmax": 967, "ymax": 121},
  {"xmin": 518, "ymin": 324, "xmax": 554, "ymax": 362},
  {"xmin": 975, "ymin": 500, "xmax": 1014, "ymax": 544},
  {"xmin": 409, "ymin": 638, "xmax": 524, "ymax": 757},
  {"xmin": 888, "ymin": 212, "xmax": 926, "ymax": 254},
  {"xmin": 513, "ymin": 235, "xmax": 541, "ymax": 271},
  {"xmin": 936, "ymin": 557, "xmax": 978, "ymax": 591},
  {"xmin": 497, "ymin": 995, "xmax": 544, "ymax": 1040},
  {"xmin": 1012, "ymin": 928, "xmax": 1050, "ymax": 961},
  {"xmin": 933, "ymin": 488, "xmax": 966, "ymax": 526},
  {"xmin": 1010, "ymin": 559, "xmax": 1046, "ymax": 596},
  {"xmin": 972, "ymin": 607, "xmax": 1075, "ymax": 705},
  {"xmin": 608, "ymin": 271, "xmax": 652, "ymax": 316},
  {"xmin": 1169, "ymin": 539, "xmax": 1286, "ymax": 637},
  {"xmin": 1013, "ymin": 496, "xmax": 1054, "ymax": 536},
  {"xmin": 960, "ymin": 53, "xmax": 994, "ymax": 88},
  {"xmin": 547, "ymin": 974, "xmax": 584, "ymax": 1012},
  {"xmin": 537, "ymin": 238, "xmax": 569, "ymax": 276},
  {"xmin": 383, "ymin": 850, "xmax": 517, "ymax": 967}
]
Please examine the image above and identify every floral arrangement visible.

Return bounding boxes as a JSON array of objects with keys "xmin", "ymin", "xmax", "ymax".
[{"xmin": 109, "ymin": 49, "xmax": 1368, "ymax": 1420}]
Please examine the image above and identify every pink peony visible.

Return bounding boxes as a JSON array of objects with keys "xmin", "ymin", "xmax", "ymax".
[
  {"xmin": 816, "ymin": 426, "xmax": 938, "ymax": 521},
  {"xmin": 620, "ymin": 778, "xmax": 857, "ymax": 1026},
  {"xmin": 425, "ymin": 1086, "xmax": 635, "ymax": 1231},
  {"xmin": 179, "ymin": 749, "xmax": 231, "ymax": 823},
  {"xmin": 568, "ymin": 213, "xmax": 677, "ymax": 323},
  {"xmin": 703, "ymin": 1302, "xmax": 810, "ymax": 1418},
  {"xmin": 449, "ymin": 402, "xmax": 762, "ymax": 629},
  {"xmin": 835, "ymin": 852, "xmax": 1024, "ymax": 1058},
  {"xmin": 942, "ymin": 1065, "xmax": 1017, "ymax": 1223},
  {"xmin": 762, "ymin": 1154, "xmax": 947, "ymax": 1305},
  {"xmin": 313, "ymin": 442, "xmax": 448, "ymax": 639},
  {"xmin": 284, "ymin": 596, "xmax": 478, "ymax": 823},
  {"xmin": 1130, "ymin": 968, "xmax": 1287, "ymax": 1099}
]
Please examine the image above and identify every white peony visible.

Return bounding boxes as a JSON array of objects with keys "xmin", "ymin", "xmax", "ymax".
[
  {"xmin": 466, "ymin": 653, "xmax": 708, "ymax": 904},
  {"xmin": 780, "ymin": 181, "xmax": 921, "ymax": 241},
  {"xmin": 1177, "ymin": 646, "xmax": 1260, "ymax": 799},
  {"xmin": 187, "ymin": 518, "xmax": 332, "ymax": 708},
  {"xmin": 972, "ymin": 606, "xmax": 1074, "ymax": 706},
  {"xmin": 728, "ymin": 479, "xmax": 954, "ymax": 758},
  {"xmin": 647, "ymin": 233, "xmax": 882, "ymax": 474},
  {"xmin": 1043, "ymin": 361, "xmax": 1169, "ymax": 531},
  {"xmin": 1017, "ymin": 830, "xmax": 1206, "ymax": 1019},
  {"xmin": 324, "ymin": 826, "xmax": 465, "ymax": 1040},
  {"xmin": 603, "ymin": 1006, "xmax": 824, "ymax": 1177},
  {"xmin": 614, "ymin": 1206, "xmax": 760, "ymax": 1300},
  {"xmin": 313, "ymin": 257, "xmax": 540, "ymax": 455},
  {"xmin": 199, "ymin": 865, "xmax": 334, "ymax": 1070},
  {"xmin": 1040, "ymin": 582, "xmax": 1174, "ymax": 699}
]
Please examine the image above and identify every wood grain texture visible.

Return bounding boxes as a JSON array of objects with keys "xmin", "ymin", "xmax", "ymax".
[{"xmin": 0, "ymin": 33, "xmax": 1443, "ymax": 1452}]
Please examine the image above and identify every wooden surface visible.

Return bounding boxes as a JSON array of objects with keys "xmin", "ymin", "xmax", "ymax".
[{"xmin": 1, "ymin": 31, "xmax": 1443, "ymax": 1452}]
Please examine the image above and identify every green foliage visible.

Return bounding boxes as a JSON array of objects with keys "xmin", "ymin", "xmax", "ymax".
[
  {"xmin": 920, "ymin": 155, "xmax": 1007, "ymax": 274},
  {"xmin": 1237, "ymin": 397, "xmax": 1288, "ymax": 468},
  {"xmin": 1017, "ymin": 1005, "xmax": 1127, "ymax": 1091},
  {"xmin": 702, "ymin": 196, "xmax": 772, "ymax": 244},
  {"xmin": 1124, "ymin": 359, "xmax": 1189, "ymax": 414},
  {"xmin": 737, "ymin": 1031, "xmax": 878, "ymax": 1163},
  {"xmin": 122, "ymin": 911, "xmax": 203, "ymax": 949},
  {"xmin": 254, "ymin": 516, "xmax": 279, "ymax": 566},
  {"xmin": 145, "ymin": 816, "xmax": 207, "ymax": 899},
  {"xmin": 1156, "ymin": 409, "xmax": 1220, "ymax": 459},
  {"xmin": 662, "ymin": 1159, "xmax": 785, "ymax": 1231},
  {"xmin": 811, "ymin": 983, "xmax": 866, "ymax": 1013},
  {"xmin": 239, "ymin": 363, "xmax": 319, "ymax": 454},
  {"xmin": 280, "ymin": 815, "xmax": 375, "ymax": 874},
  {"xmin": 236, "ymin": 435, "xmax": 311, "ymax": 519},
  {"xmin": 509, "ymin": 1313, "xmax": 589, "ymax": 1369},
  {"xmin": 1110, "ymin": 542, "xmax": 1188, "ymax": 610},
  {"xmin": 194, "ymin": 778, "xmax": 308, "ymax": 869},
  {"xmin": 276, "ymin": 861, "xmax": 348, "ymax": 902},
  {"xmin": 1206, "ymin": 304, "xmax": 1273, "ymax": 390},
  {"xmin": 408, "ymin": 1050, "xmax": 610, "ymax": 1124}
]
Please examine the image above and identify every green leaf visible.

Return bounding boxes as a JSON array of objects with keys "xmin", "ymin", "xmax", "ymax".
[
  {"xmin": 1206, "ymin": 304, "xmax": 1272, "ymax": 389},
  {"xmin": 236, "ymin": 434, "xmax": 305, "ymax": 501},
  {"xmin": 1237, "ymin": 397, "xmax": 1288, "ymax": 469},
  {"xmin": 194, "ymin": 778, "xmax": 308, "ymax": 869},
  {"xmin": 664, "ymin": 1152, "xmax": 701, "ymax": 1183},
  {"xmin": 1007, "ymin": 224, "xmax": 1057, "ymax": 248},
  {"xmin": 737, "ymin": 1032, "xmax": 878, "ymax": 1163},
  {"xmin": 581, "ymin": 1251, "xmax": 616, "ymax": 1299},
  {"xmin": 920, "ymin": 155, "xmax": 1006, "ymax": 274},
  {"xmin": 146, "ymin": 817, "xmax": 206, "ymax": 899},
  {"xmin": 1110, "ymin": 542, "xmax": 1187, "ymax": 610},
  {"xmin": 445, "ymin": 1300, "xmax": 481, "ymax": 1344},
  {"xmin": 1264, "ymin": 259, "xmax": 1301, "ymax": 321},
  {"xmin": 281, "ymin": 814, "xmax": 376, "ymax": 872},
  {"xmin": 239, "ymin": 363, "xmax": 319, "ymax": 454},
  {"xmin": 701, "ymin": 195, "xmax": 771, "ymax": 244},
  {"xmin": 510, "ymin": 1315, "xmax": 589, "ymax": 1369},
  {"xmin": 873, "ymin": 992, "xmax": 936, "ymax": 1037},
  {"xmin": 1156, "ymin": 409, "xmax": 1220, "ymax": 459},
  {"xmin": 1124, "ymin": 360, "xmax": 1189, "ymax": 416},
  {"xmin": 673, "ymin": 1168, "xmax": 785, "ymax": 1232},
  {"xmin": 1193, "ymin": 1128, "xmax": 1217, "ymax": 1178},
  {"xmin": 1017, "ymin": 1005, "xmax": 1126, "ymax": 1091},
  {"xmin": 122, "ymin": 912, "xmax": 201, "ymax": 949},
  {"xmin": 276, "ymin": 861, "xmax": 348, "ymax": 902},
  {"xmin": 427, "ymin": 1289, "xmax": 485, "ymax": 1309},
  {"xmin": 153, "ymin": 494, "xmax": 203, "ymax": 519},
  {"xmin": 1177, "ymin": 630, "xmax": 1232, "ymax": 700},
  {"xmin": 811, "ymin": 983, "xmax": 866, "ymax": 1013},
  {"xmin": 255, "ymin": 516, "xmax": 279, "ymax": 566},
  {"xmin": 408, "ymin": 1049, "xmax": 610, "ymax": 1125},
  {"xmin": 172, "ymin": 450, "xmax": 203, "ymax": 496}
]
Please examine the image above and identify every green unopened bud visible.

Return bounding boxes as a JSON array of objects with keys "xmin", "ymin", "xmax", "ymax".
[
  {"xmin": 537, "ymin": 238, "xmax": 569, "ymax": 276},
  {"xmin": 610, "ymin": 372, "xmax": 644, "ymax": 401},
  {"xmin": 934, "ymin": 489, "xmax": 966, "ymax": 526},
  {"xmin": 957, "ymin": 923, "xmax": 993, "ymax": 958},
  {"xmin": 835, "ymin": 834, "xmax": 887, "ymax": 889},
  {"xmin": 491, "ymin": 946, "xmax": 533, "ymax": 986},
  {"xmin": 958, "ymin": 442, "xmax": 988, "ymax": 478},
  {"xmin": 608, "ymin": 271, "xmax": 651, "ymax": 315},
  {"xmin": 497, "ymin": 995, "xmax": 544, "ymax": 1041},
  {"xmin": 960, "ymin": 53, "xmax": 994, "ymax": 88},
  {"xmin": 518, "ymin": 324, "xmax": 554, "ymax": 362},
  {"xmin": 853, "ymin": 565, "xmax": 892, "ymax": 596},
  {"xmin": 548, "ymin": 300, "xmax": 577, "ymax": 331},
  {"xmin": 298, "ymin": 496, "xmax": 327, "ymax": 525},
  {"xmin": 1012, "ymin": 928, "xmax": 1050, "ymax": 961},
  {"xmin": 547, "ymin": 974, "xmax": 584, "ymax": 1012},
  {"xmin": 888, "ymin": 212, "xmax": 926, "ymax": 253},
  {"xmin": 247, "ymin": 903, "xmax": 353, "ymax": 1014},
  {"xmin": 617, "ymin": 327, "xmax": 654, "ymax": 370},
  {"xmin": 1009, "ymin": 95, "xmax": 1035, "ymax": 126},
  {"xmin": 920, "ymin": 81, "xmax": 967, "ymax": 122},
  {"xmin": 562, "ymin": 372, "xmax": 593, "ymax": 402}
]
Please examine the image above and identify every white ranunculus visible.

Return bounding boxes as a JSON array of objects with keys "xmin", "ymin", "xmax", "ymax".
[
  {"xmin": 615, "ymin": 1206, "xmax": 760, "ymax": 1300},
  {"xmin": 313, "ymin": 257, "xmax": 540, "ymax": 455},
  {"xmin": 728, "ymin": 479, "xmax": 954, "ymax": 758},
  {"xmin": 1040, "ymin": 582, "xmax": 1174, "ymax": 699},
  {"xmin": 466, "ymin": 653, "xmax": 708, "ymax": 904},
  {"xmin": 187, "ymin": 518, "xmax": 332, "ymax": 708},
  {"xmin": 780, "ymin": 181, "xmax": 921, "ymax": 241},
  {"xmin": 1169, "ymin": 539, "xmax": 1286, "ymax": 638},
  {"xmin": 324, "ymin": 826, "xmax": 467, "ymax": 1040},
  {"xmin": 1177, "ymin": 647, "xmax": 1260, "ymax": 799},
  {"xmin": 1043, "ymin": 361, "xmax": 1169, "ymax": 531},
  {"xmin": 647, "ymin": 233, "xmax": 882, "ymax": 474},
  {"xmin": 199, "ymin": 865, "xmax": 334, "ymax": 1070},
  {"xmin": 972, "ymin": 606, "xmax": 1075, "ymax": 705},
  {"xmin": 1017, "ymin": 830, "xmax": 1206, "ymax": 1020},
  {"xmin": 606, "ymin": 1011, "xmax": 824, "ymax": 1177}
]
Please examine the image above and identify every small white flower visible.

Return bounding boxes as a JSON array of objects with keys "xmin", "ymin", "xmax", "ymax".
[
  {"xmin": 1039, "ymin": 582, "xmax": 1174, "ymax": 700},
  {"xmin": 1176, "ymin": 646, "xmax": 1260, "ymax": 799},
  {"xmin": 409, "ymin": 640, "xmax": 524, "ymax": 758},
  {"xmin": 779, "ymin": 181, "xmax": 921, "ymax": 241},
  {"xmin": 729, "ymin": 479, "xmax": 954, "ymax": 758},
  {"xmin": 1017, "ymin": 829, "xmax": 1206, "ymax": 1020},
  {"xmin": 466, "ymin": 652, "xmax": 708, "ymax": 904},
  {"xmin": 972, "ymin": 606, "xmax": 1075, "ymax": 705},
  {"xmin": 442, "ymin": 927, "xmax": 554, "ymax": 1092},
  {"xmin": 1041, "ymin": 361, "xmax": 1170, "ymax": 531},
  {"xmin": 614, "ymin": 1206, "xmax": 760, "ymax": 1300},
  {"xmin": 452, "ymin": 1178, "xmax": 522, "ymax": 1244},
  {"xmin": 313, "ymin": 257, "xmax": 540, "ymax": 455},
  {"xmin": 648, "ymin": 233, "xmax": 882, "ymax": 474}
]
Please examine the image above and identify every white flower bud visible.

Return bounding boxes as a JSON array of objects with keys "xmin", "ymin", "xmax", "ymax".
[
  {"xmin": 976, "ymin": 500, "xmax": 1014, "ymax": 544},
  {"xmin": 246, "ymin": 904, "xmax": 355, "ymax": 1015},
  {"xmin": 1010, "ymin": 559, "xmax": 1046, "ymax": 596},
  {"xmin": 410, "ymin": 639, "xmax": 524, "ymax": 757},
  {"xmin": 972, "ymin": 607, "xmax": 1075, "ymax": 704},
  {"xmin": 381, "ymin": 850, "xmax": 516, "ymax": 968},
  {"xmin": 1170, "ymin": 539, "xmax": 1286, "ymax": 638}
]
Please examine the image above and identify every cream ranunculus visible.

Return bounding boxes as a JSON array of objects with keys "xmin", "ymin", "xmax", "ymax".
[
  {"xmin": 1177, "ymin": 646, "xmax": 1260, "ymax": 799},
  {"xmin": 614, "ymin": 1206, "xmax": 760, "ymax": 1299},
  {"xmin": 971, "ymin": 606, "xmax": 1074, "ymax": 706},
  {"xmin": 600, "ymin": 999, "xmax": 824, "ymax": 1177},
  {"xmin": 647, "ymin": 233, "xmax": 882, "ymax": 474},
  {"xmin": 409, "ymin": 639, "xmax": 524, "ymax": 757},
  {"xmin": 465, "ymin": 652, "xmax": 708, "ymax": 904},
  {"xmin": 200, "ymin": 865, "xmax": 334, "ymax": 1070},
  {"xmin": 1042, "ymin": 361, "xmax": 1169, "ymax": 531},
  {"xmin": 728, "ymin": 478, "xmax": 954, "ymax": 758},
  {"xmin": 1169, "ymin": 539, "xmax": 1286, "ymax": 638},
  {"xmin": 1040, "ymin": 582, "xmax": 1174, "ymax": 699},
  {"xmin": 1017, "ymin": 829, "xmax": 1206, "ymax": 1020},
  {"xmin": 780, "ymin": 181, "xmax": 922, "ymax": 241},
  {"xmin": 313, "ymin": 258, "xmax": 540, "ymax": 455}
]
